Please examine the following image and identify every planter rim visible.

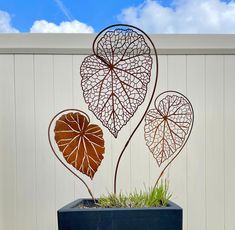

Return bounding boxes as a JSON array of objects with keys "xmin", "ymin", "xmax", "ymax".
[{"xmin": 58, "ymin": 198, "xmax": 182, "ymax": 213}]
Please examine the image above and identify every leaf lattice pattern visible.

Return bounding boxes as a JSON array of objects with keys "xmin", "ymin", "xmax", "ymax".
[
  {"xmin": 144, "ymin": 94, "xmax": 193, "ymax": 166},
  {"xmin": 81, "ymin": 28, "xmax": 153, "ymax": 137},
  {"xmin": 54, "ymin": 112, "xmax": 105, "ymax": 179}
]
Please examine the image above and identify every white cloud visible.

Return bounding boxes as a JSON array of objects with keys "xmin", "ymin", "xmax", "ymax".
[
  {"xmin": 118, "ymin": 0, "xmax": 235, "ymax": 33},
  {"xmin": 0, "ymin": 9, "xmax": 94, "ymax": 33},
  {"xmin": 0, "ymin": 10, "xmax": 19, "ymax": 33},
  {"xmin": 30, "ymin": 20, "xmax": 94, "ymax": 33}
]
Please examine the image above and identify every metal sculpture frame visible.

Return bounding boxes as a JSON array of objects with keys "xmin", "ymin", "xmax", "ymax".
[
  {"xmin": 48, "ymin": 24, "xmax": 194, "ymax": 198},
  {"xmin": 48, "ymin": 109, "xmax": 95, "ymax": 199},
  {"xmin": 144, "ymin": 91, "xmax": 194, "ymax": 188}
]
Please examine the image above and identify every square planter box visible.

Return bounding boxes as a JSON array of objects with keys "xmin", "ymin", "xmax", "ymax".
[{"xmin": 58, "ymin": 199, "xmax": 182, "ymax": 230}]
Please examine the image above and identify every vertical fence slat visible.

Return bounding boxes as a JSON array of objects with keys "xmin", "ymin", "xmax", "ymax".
[
  {"xmin": 15, "ymin": 54, "xmax": 36, "ymax": 230},
  {"xmin": 130, "ymin": 93, "xmax": 149, "ymax": 192},
  {"xmin": 205, "ymin": 55, "xmax": 224, "ymax": 230},
  {"xmin": 0, "ymin": 55, "xmax": 16, "ymax": 230},
  {"xmin": 112, "ymin": 122, "xmax": 131, "ymax": 193},
  {"xmin": 224, "ymin": 55, "xmax": 235, "ymax": 230},
  {"xmin": 187, "ymin": 55, "xmax": 206, "ymax": 230},
  {"xmin": 167, "ymin": 55, "xmax": 187, "ymax": 230},
  {"xmin": 148, "ymin": 55, "xmax": 168, "ymax": 187},
  {"xmin": 34, "ymin": 55, "xmax": 56, "ymax": 230},
  {"xmin": 72, "ymin": 55, "xmax": 95, "ymax": 198},
  {"xmin": 92, "ymin": 128, "xmax": 113, "ymax": 196},
  {"xmin": 53, "ymin": 55, "xmax": 75, "ymax": 213}
]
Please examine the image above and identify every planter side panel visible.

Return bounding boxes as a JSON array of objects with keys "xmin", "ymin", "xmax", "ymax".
[{"xmin": 58, "ymin": 208, "xmax": 182, "ymax": 230}]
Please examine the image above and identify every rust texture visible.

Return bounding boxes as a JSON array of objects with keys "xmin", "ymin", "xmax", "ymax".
[
  {"xmin": 80, "ymin": 24, "xmax": 160, "ymax": 194},
  {"xmin": 54, "ymin": 111, "xmax": 105, "ymax": 179},
  {"xmin": 48, "ymin": 109, "xmax": 104, "ymax": 200},
  {"xmin": 144, "ymin": 91, "xmax": 194, "ymax": 187},
  {"xmin": 48, "ymin": 24, "xmax": 194, "ymax": 198},
  {"xmin": 80, "ymin": 26, "xmax": 153, "ymax": 138},
  {"xmin": 145, "ymin": 91, "xmax": 194, "ymax": 166}
]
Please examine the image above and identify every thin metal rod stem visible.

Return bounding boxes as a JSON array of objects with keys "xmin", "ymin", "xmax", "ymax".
[
  {"xmin": 48, "ymin": 108, "xmax": 95, "ymax": 200},
  {"xmin": 153, "ymin": 91, "xmax": 194, "ymax": 188},
  {"xmin": 109, "ymin": 25, "xmax": 159, "ymax": 194}
]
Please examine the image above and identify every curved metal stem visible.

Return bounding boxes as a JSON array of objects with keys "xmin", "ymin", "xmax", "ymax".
[
  {"xmin": 48, "ymin": 109, "xmax": 95, "ymax": 200},
  {"xmin": 153, "ymin": 91, "xmax": 195, "ymax": 188},
  {"xmin": 111, "ymin": 25, "xmax": 159, "ymax": 194},
  {"xmin": 154, "ymin": 152, "xmax": 180, "ymax": 188}
]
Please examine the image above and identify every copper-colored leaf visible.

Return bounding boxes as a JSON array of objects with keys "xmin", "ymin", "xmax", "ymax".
[
  {"xmin": 81, "ymin": 28, "xmax": 153, "ymax": 137},
  {"xmin": 144, "ymin": 93, "xmax": 193, "ymax": 166},
  {"xmin": 54, "ymin": 112, "xmax": 105, "ymax": 179}
]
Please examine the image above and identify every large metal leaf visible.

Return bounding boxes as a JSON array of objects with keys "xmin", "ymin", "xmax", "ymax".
[
  {"xmin": 144, "ymin": 92, "xmax": 193, "ymax": 166},
  {"xmin": 81, "ymin": 28, "xmax": 153, "ymax": 137},
  {"xmin": 54, "ymin": 112, "xmax": 105, "ymax": 179}
]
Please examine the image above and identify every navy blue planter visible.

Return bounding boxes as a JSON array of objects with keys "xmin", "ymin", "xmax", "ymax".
[{"xmin": 58, "ymin": 199, "xmax": 182, "ymax": 230}]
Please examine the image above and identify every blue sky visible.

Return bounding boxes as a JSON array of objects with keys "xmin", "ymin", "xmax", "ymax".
[
  {"xmin": 0, "ymin": 0, "xmax": 235, "ymax": 33},
  {"xmin": 0, "ymin": 0, "xmax": 143, "ymax": 32}
]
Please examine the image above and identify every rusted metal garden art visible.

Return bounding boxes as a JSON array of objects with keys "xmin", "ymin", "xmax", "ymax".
[{"xmin": 48, "ymin": 24, "xmax": 194, "ymax": 228}]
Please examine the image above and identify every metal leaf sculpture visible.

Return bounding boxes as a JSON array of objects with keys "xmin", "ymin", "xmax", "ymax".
[
  {"xmin": 49, "ymin": 110, "xmax": 105, "ymax": 180},
  {"xmin": 48, "ymin": 24, "xmax": 195, "ymax": 198},
  {"xmin": 144, "ymin": 91, "xmax": 194, "ymax": 168},
  {"xmin": 80, "ymin": 26, "xmax": 153, "ymax": 138}
]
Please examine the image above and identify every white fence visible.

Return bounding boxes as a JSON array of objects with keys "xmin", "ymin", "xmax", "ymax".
[{"xmin": 0, "ymin": 34, "xmax": 235, "ymax": 230}]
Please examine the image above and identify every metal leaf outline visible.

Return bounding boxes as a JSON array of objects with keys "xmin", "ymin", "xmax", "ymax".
[
  {"xmin": 144, "ymin": 92, "xmax": 193, "ymax": 166},
  {"xmin": 54, "ymin": 111, "xmax": 105, "ymax": 179},
  {"xmin": 81, "ymin": 27, "xmax": 153, "ymax": 137}
]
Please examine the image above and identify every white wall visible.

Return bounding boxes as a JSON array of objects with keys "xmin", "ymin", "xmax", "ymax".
[{"xmin": 0, "ymin": 34, "xmax": 235, "ymax": 230}]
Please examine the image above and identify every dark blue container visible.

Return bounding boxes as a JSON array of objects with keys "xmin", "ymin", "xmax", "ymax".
[{"xmin": 58, "ymin": 199, "xmax": 182, "ymax": 230}]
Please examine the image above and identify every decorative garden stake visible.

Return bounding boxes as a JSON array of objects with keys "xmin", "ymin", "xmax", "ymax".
[
  {"xmin": 145, "ymin": 91, "xmax": 194, "ymax": 187},
  {"xmin": 79, "ymin": 24, "xmax": 159, "ymax": 193},
  {"xmin": 80, "ymin": 24, "xmax": 155, "ymax": 138},
  {"xmin": 48, "ymin": 109, "xmax": 105, "ymax": 199},
  {"xmin": 54, "ymin": 111, "xmax": 105, "ymax": 179},
  {"xmin": 48, "ymin": 24, "xmax": 194, "ymax": 208}
]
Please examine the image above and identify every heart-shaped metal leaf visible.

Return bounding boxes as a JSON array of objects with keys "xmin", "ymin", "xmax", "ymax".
[
  {"xmin": 80, "ymin": 27, "xmax": 153, "ymax": 137},
  {"xmin": 53, "ymin": 111, "xmax": 105, "ymax": 179},
  {"xmin": 144, "ymin": 91, "xmax": 194, "ymax": 166}
]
